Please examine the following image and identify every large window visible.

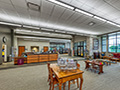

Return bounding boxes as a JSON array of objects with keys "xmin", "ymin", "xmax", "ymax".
[
  {"xmin": 108, "ymin": 33, "xmax": 117, "ymax": 52},
  {"xmin": 102, "ymin": 36, "xmax": 107, "ymax": 52},
  {"xmin": 117, "ymin": 32, "xmax": 120, "ymax": 52}
]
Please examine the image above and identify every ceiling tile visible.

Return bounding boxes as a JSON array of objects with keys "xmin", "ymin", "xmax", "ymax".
[{"xmin": 11, "ymin": 0, "xmax": 27, "ymax": 8}]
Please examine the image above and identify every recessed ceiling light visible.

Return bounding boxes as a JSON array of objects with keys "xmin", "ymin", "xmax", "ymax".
[
  {"xmin": 88, "ymin": 22, "xmax": 96, "ymax": 26},
  {"xmin": 27, "ymin": 2, "xmax": 40, "ymax": 11}
]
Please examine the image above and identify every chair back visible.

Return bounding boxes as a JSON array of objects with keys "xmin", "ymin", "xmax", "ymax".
[
  {"xmin": 91, "ymin": 61, "xmax": 95, "ymax": 68},
  {"xmin": 77, "ymin": 63, "xmax": 80, "ymax": 69},
  {"xmin": 47, "ymin": 62, "xmax": 50, "ymax": 73}
]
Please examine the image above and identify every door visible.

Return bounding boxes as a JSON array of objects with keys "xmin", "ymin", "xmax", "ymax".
[
  {"xmin": 18, "ymin": 46, "xmax": 25, "ymax": 56},
  {"xmin": 77, "ymin": 46, "xmax": 84, "ymax": 57},
  {"xmin": 77, "ymin": 46, "xmax": 81, "ymax": 56},
  {"xmin": 80, "ymin": 46, "xmax": 84, "ymax": 57},
  {"xmin": 44, "ymin": 46, "xmax": 48, "ymax": 52}
]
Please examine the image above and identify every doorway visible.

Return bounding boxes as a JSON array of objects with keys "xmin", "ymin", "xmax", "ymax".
[
  {"xmin": 18, "ymin": 46, "xmax": 25, "ymax": 56},
  {"xmin": 44, "ymin": 46, "xmax": 48, "ymax": 52},
  {"xmin": 77, "ymin": 46, "xmax": 84, "ymax": 57}
]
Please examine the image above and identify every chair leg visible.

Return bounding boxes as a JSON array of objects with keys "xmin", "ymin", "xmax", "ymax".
[
  {"xmin": 48, "ymin": 75, "xmax": 50, "ymax": 82},
  {"xmin": 77, "ymin": 79, "xmax": 79, "ymax": 88},
  {"xmin": 49, "ymin": 82, "xmax": 51, "ymax": 90},
  {"xmin": 52, "ymin": 83, "xmax": 54, "ymax": 90},
  {"xmin": 68, "ymin": 81, "xmax": 70, "ymax": 90}
]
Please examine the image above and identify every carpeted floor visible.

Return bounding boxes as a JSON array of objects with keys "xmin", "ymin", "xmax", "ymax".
[{"xmin": 0, "ymin": 61, "xmax": 120, "ymax": 90}]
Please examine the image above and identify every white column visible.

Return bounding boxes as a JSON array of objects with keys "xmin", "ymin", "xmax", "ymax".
[{"xmin": 71, "ymin": 36, "xmax": 75, "ymax": 57}]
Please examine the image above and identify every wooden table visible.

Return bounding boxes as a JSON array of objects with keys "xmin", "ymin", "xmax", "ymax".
[
  {"xmin": 95, "ymin": 59, "xmax": 111, "ymax": 66},
  {"xmin": 85, "ymin": 60, "xmax": 104, "ymax": 74},
  {"xmin": 50, "ymin": 64, "xmax": 84, "ymax": 90},
  {"xmin": 110, "ymin": 58, "xmax": 119, "ymax": 63}
]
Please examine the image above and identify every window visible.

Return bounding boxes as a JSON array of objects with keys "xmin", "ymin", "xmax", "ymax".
[
  {"xmin": 74, "ymin": 42, "xmax": 78, "ymax": 56},
  {"xmin": 102, "ymin": 36, "xmax": 107, "ymax": 52},
  {"xmin": 117, "ymin": 32, "xmax": 120, "ymax": 52},
  {"xmin": 108, "ymin": 33, "xmax": 117, "ymax": 52}
]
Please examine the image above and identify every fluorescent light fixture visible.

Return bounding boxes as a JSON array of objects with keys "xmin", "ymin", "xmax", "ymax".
[
  {"xmin": 32, "ymin": 31, "xmax": 42, "ymax": 33},
  {"xmin": 116, "ymin": 24, "xmax": 120, "ymax": 27},
  {"xmin": 76, "ymin": 33, "xmax": 83, "ymax": 35},
  {"xmin": 41, "ymin": 28, "xmax": 54, "ymax": 31},
  {"xmin": 107, "ymin": 21, "xmax": 117, "ymax": 25},
  {"xmin": 23, "ymin": 25, "xmax": 39, "ymax": 29},
  {"xmin": 48, "ymin": 0, "xmax": 74, "ymax": 10},
  {"xmin": 24, "ymin": 39, "xmax": 31, "ymax": 41},
  {"xmin": 55, "ymin": 30, "xmax": 66, "ymax": 33},
  {"xmin": 67, "ymin": 32, "xmax": 75, "ymax": 34},
  {"xmin": 107, "ymin": 21, "xmax": 120, "ymax": 27},
  {"xmin": 0, "ymin": 22, "xmax": 21, "ymax": 27},
  {"xmin": 75, "ymin": 9, "xmax": 93, "ymax": 17},
  {"xmin": 16, "ymin": 29, "xmax": 31, "ymax": 33},
  {"xmin": 32, "ymin": 39, "xmax": 39, "ymax": 41},
  {"xmin": 41, "ymin": 32, "xmax": 50, "ymax": 34},
  {"xmin": 94, "ymin": 16, "xmax": 107, "ymax": 22}
]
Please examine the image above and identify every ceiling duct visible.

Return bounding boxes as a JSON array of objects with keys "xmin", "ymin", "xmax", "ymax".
[{"xmin": 27, "ymin": 2, "xmax": 40, "ymax": 11}]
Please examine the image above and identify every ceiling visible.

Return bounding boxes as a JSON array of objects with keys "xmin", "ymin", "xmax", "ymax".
[{"xmin": 0, "ymin": 0, "xmax": 120, "ymax": 35}]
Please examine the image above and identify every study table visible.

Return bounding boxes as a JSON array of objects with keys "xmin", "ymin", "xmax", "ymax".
[
  {"xmin": 85, "ymin": 60, "xmax": 104, "ymax": 74},
  {"xmin": 50, "ymin": 64, "xmax": 84, "ymax": 90},
  {"xmin": 95, "ymin": 59, "xmax": 111, "ymax": 66}
]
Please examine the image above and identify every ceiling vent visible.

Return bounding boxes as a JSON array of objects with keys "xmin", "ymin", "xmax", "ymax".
[{"xmin": 27, "ymin": 2, "xmax": 40, "ymax": 11}]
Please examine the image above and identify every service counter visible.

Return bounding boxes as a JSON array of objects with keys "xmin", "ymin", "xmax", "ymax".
[
  {"xmin": 14, "ymin": 57, "xmax": 27, "ymax": 65},
  {"xmin": 14, "ymin": 53, "xmax": 58, "ymax": 65}
]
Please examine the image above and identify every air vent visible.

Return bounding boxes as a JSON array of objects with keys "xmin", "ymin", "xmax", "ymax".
[{"xmin": 27, "ymin": 2, "xmax": 40, "ymax": 11}]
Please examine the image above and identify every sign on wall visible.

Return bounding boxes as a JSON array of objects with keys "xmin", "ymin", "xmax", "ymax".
[{"xmin": 93, "ymin": 38, "xmax": 99, "ymax": 50}]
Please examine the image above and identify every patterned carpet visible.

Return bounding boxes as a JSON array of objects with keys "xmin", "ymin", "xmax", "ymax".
[{"xmin": 0, "ymin": 61, "xmax": 120, "ymax": 90}]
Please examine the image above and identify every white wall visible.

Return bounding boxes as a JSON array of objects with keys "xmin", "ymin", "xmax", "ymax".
[
  {"xmin": 74, "ymin": 36, "xmax": 87, "ymax": 42},
  {"xmin": 0, "ymin": 26, "xmax": 12, "ymax": 64},
  {"xmin": 18, "ymin": 38, "xmax": 50, "ymax": 52}
]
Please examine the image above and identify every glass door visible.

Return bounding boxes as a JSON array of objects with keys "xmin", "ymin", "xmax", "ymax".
[
  {"xmin": 77, "ymin": 46, "xmax": 84, "ymax": 57},
  {"xmin": 80, "ymin": 46, "xmax": 84, "ymax": 57},
  {"xmin": 77, "ymin": 46, "xmax": 81, "ymax": 56}
]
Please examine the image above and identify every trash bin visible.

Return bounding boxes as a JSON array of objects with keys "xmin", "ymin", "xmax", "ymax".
[
  {"xmin": 18, "ymin": 59, "xmax": 24, "ymax": 65},
  {"xmin": 7, "ymin": 55, "xmax": 12, "ymax": 62}
]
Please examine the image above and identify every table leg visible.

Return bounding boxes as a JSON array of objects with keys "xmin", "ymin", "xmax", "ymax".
[
  {"xmin": 63, "ymin": 83, "xmax": 66, "ymax": 90},
  {"xmin": 106, "ymin": 62, "xmax": 108, "ymax": 66},
  {"xmin": 98, "ymin": 65, "xmax": 104, "ymax": 74},
  {"xmin": 79, "ymin": 78, "xmax": 83, "ymax": 90},
  {"xmin": 59, "ymin": 80, "xmax": 62, "ymax": 90},
  {"xmin": 109, "ymin": 62, "xmax": 111, "ymax": 65},
  {"xmin": 59, "ymin": 84, "xmax": 62, "ymax": 90}
]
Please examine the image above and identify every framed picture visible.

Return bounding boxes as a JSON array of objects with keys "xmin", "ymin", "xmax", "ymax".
[{"xmin": 93, "ymin": 38, "xmax": 99, "ymax": 50}]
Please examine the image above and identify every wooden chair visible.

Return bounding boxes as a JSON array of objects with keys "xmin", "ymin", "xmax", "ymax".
[
  {"xmin": 91, "ymin": 62, "xmax": 99, "ymax": 73},
  {"xmin": 47, "ymin": 62, "xmax": 50, "ymax": 82},
  {"xmin": 68, "ymin": 63, "xmax": 80, "ymax": 90},
  {"xmin": 49, "ymin": 67, "xmax": 66, "ymax": 90}
]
